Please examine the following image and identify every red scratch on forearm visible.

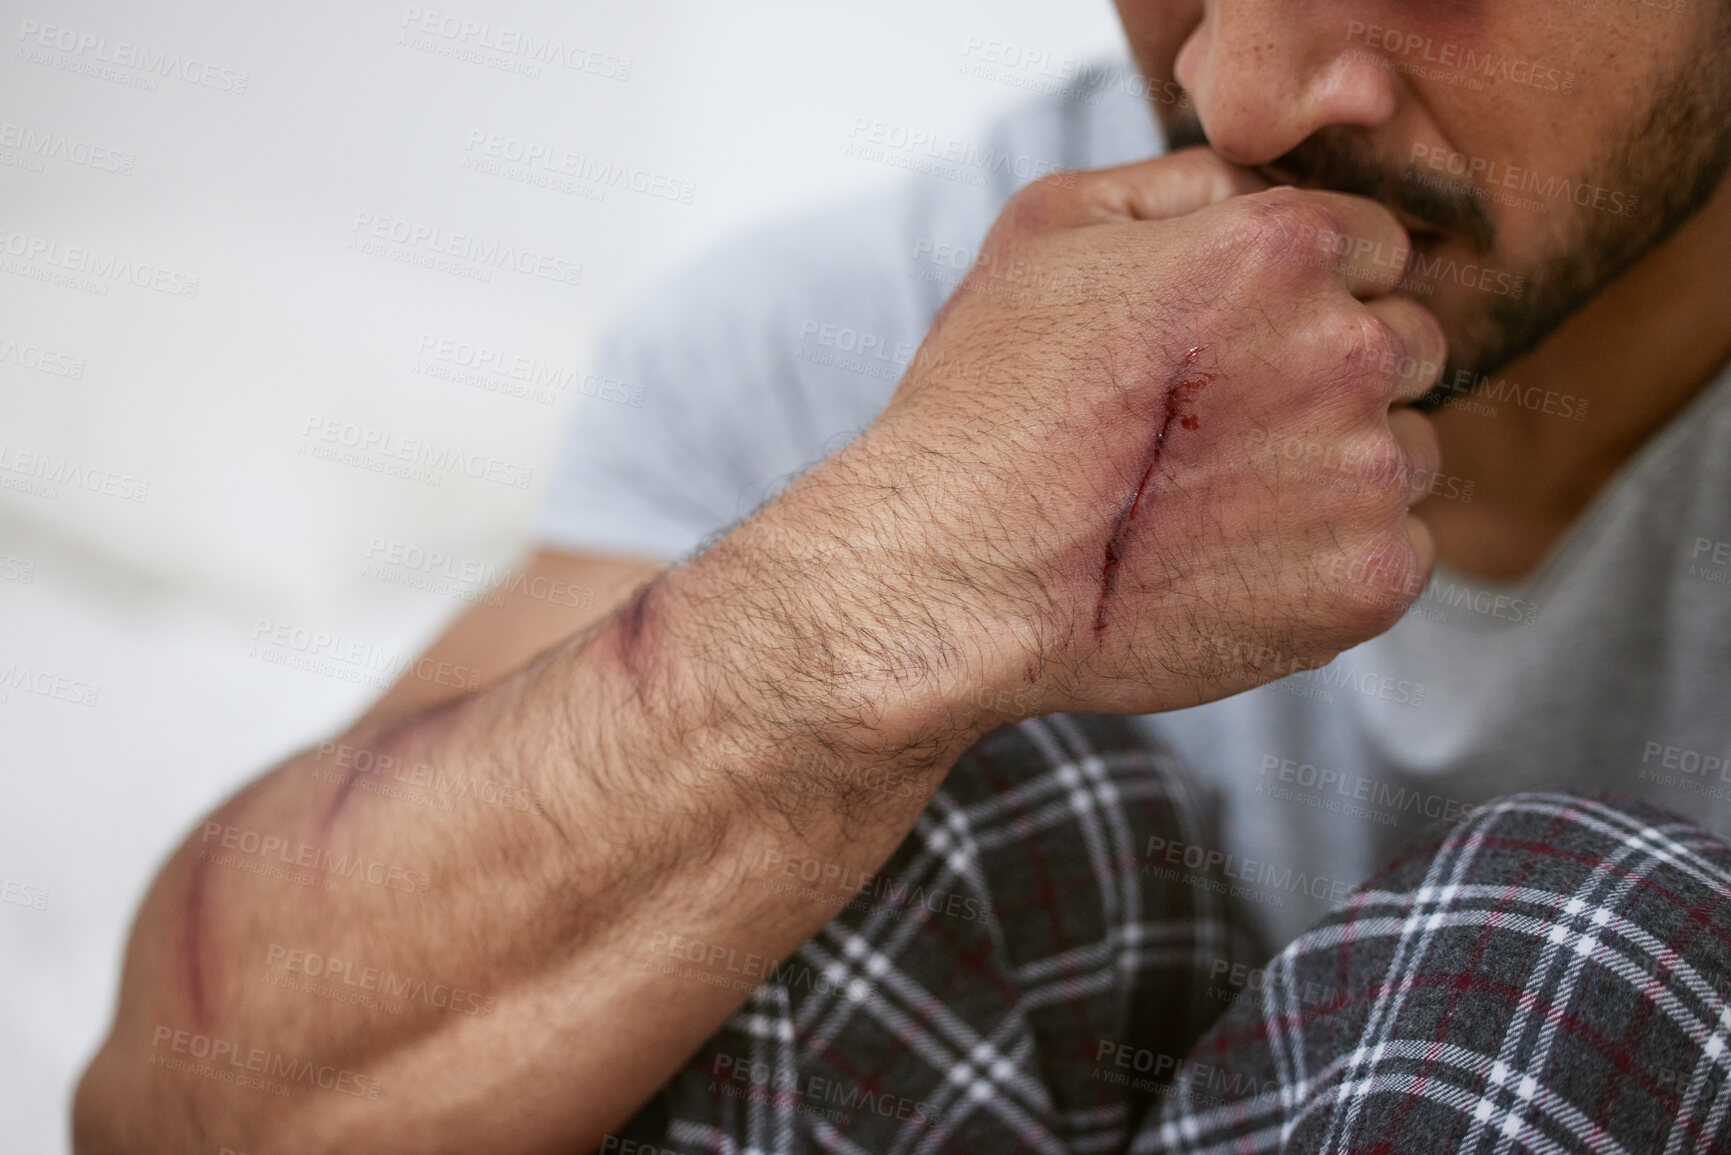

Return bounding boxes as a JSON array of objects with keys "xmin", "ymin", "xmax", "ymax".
[
  {"xmin": 179, "ymin": 784, "xmax": 262, "ymax": 1029},
  {"xmin": 181, "ymin": 851, "xmax": 211, "ymax": 1027},
  {"xmin": 610, "ymin": 575, "xmax": 662, "ymax": 682},
  {"xmin": 317, "ymin": 693, "xmax": 471, "ymax": 838},
  {"xmin": 180, "ymin": 691, "xmax": 474, "ymax": 1028}
]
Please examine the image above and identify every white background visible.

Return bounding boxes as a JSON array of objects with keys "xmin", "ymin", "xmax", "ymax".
[{"xmin": 0, "ymin": 1, "xmax": 1125, "ymax": 1149}]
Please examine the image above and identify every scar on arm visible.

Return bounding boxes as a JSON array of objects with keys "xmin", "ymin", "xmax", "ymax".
[
  {"xmin": 179, "ymin": 782, "xmax": 266, "ymax": 1028},
  {"xmin": 180, "ymin": 693, "xmax": 478, "ymax": 1023},
  {"xmin": 610, "ymin": 574, "xmax": 663, "ymax": 682},
  {"xmin": 181, "ymin": 845, "xmax": 211, "ymax": 1027},
  {"xmin": 1093, "ymin": 347, "xmax": 1217, "ymax": 634},
  {"xmin": 316, "ymin": 692, "xmax": 472, "ymax": 838}
]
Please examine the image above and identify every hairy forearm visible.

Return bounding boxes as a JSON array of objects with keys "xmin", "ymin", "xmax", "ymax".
[
  {"xmin": 76, "ymin": 476, "xmax": 995, "ymax": 1155},
  {"xmin": 78, "ymin": 144, "xmax": 1449, "ymax": 1151}
]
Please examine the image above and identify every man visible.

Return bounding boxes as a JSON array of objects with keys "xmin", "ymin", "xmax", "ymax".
[{"xmin": 76, "ymin": 1, "xmax": 1731, "ymax": 1152}]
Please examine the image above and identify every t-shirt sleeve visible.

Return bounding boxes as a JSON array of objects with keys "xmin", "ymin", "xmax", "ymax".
[
  {"xmin": 534, "ymin": 191, "xmax": 950, "ymax": 562},
  {"xmin": 534, "ymin": 273, "xmax": 769, "ymax": 562}
]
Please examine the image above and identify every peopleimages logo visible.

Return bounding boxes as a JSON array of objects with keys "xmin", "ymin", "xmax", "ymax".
[
  {"xmin": 348, "ymin": 211, "xmax": 582, "ymax": 288},
  {"xmin": 0, "ymin": 443, "xmax": 150, "ymax": 503},
  {"xmin": 0, "ymin": 226, "xmax": 200, "ymax": 298},
  {"xmin": 1, "ymin": 876, "xmax": 50, "ymax": 911},
  {"xmin": 1428, "ymin": 367, "xmax": 1590, "ymax": 423},
  {"xmin": 250, "ymin": 616, "xmax": 484, "ymax": 691},
  {"xmin": 198, "ymin": 821, "xmax": 433, "ymax": 897},
  {"xmin": 398, "ymin": 7, "xmax": 631, "ymax": 80},
  {"xmin": 710, "ymin": 1052, "xmax": 948, "ymax": 1129},
  {"xmin": 1641, "ymin": 740, "xmax": 1731, "ymax": 782},
  {"xmin": 312, "ymin": 738, "xmax": 547, "ymax": 816},
  {"xmin": 0, "ymin": 334, "xmax": 86, "ymax": 378},
  {"xmin": 463, "ymin": 131, "xmax": 695, "ymax": 204},
  {"xmin": 0, "ymin": 662, "xmax": 100, "ymax": 707},
  {"xmin": 1094, "ymin": 1040, "xmax": 1285, "ymax": 1105},
  {"xmin": 1145, "ymin": 833, "xmax": 1356, "ymax": 906},
  {"xmin": 299, "ymin": 415, "xmax": 535, "ymax": 490},
  {"xmin": 1258, "ymin": 755, "xmax": 1473, "ymax": 823},
  {"xmin": 956, "ymin": 37, "xmax": 1191, "ymax": 109},
  {"xmin": 1345, "ymin": 21, "xmax": 1574, "ymax": 94},
  {"xmin": 263, "ymin": 944, "xmax": 497, "ymax": 1018},
  {"xmin": 0, "ymin": 121, "xmax": 135, "ymax": 174},
  {"xmin": 412, "ymin": 334, "xmax": 643, "ymax": 407},
  {"xmin": 15, "ymin": 19, "xmax": 251, "ymax": 93},
  {"xmin": 148, "ymin": 1026, "xmax": 381, "ymax": 1099},
  {"xmin": 844, "ymin": 117, "xmax": 1073, "ymax": 186},
  {"xmin": 755, "ymin": 846, "xmax": 995, "ymax": 924},
  {"xmin": 1408, "ymin": 145, "xmax": 1638, "ymax": 218}
]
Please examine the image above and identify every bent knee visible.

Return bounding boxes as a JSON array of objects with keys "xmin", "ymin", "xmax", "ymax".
[{"xmin": 1366, "ymin": 790, "xmax": 1731, "ymax": 911}]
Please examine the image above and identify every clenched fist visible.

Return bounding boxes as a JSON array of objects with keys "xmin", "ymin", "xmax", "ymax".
[{"xmin": 681, "ymin": 148, "xmax": 1445, "ymax": 736}]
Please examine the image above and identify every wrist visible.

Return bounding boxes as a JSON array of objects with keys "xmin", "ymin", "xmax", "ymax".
[{"xmin": 587, "ymin": 485, "xmax": 1002, "ymax": 821}]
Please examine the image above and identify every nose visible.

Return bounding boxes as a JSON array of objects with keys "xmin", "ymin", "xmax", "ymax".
[{"xmin": 1174, "ymin": 2, "xmax": 1400, "ymax": 167}]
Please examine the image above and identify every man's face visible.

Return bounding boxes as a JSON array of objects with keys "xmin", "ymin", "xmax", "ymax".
[{"xmin": 1115, "ymin": 0, "xmax": 1731, "ymax": 389}]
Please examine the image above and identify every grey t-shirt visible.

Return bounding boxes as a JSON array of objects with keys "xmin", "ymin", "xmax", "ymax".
[{"xmin": 539, "ymin": 65, "xmax": 1731, "ymax": 947}]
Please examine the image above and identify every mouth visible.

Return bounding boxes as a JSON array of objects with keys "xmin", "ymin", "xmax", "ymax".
[
  {"xmin": 1393, "ymin": 212, "xmax": 1447, "ymax": 248},
  {"xmin": 1256, "ymin": 162, "xmax": 1450, "ymax": 247}
]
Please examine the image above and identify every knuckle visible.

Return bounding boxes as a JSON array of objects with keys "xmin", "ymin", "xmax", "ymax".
[
  {"xmin": 1236, "ymin": 188, "xmax": 1343, "ymax": 266},
  {"xmin": 1333, "ymin": 535, "xmax": 1423, "ymax": 631},
  {"xmin": 1354, "ymin": 312, "xmax": 1407, "ymax": 371},
  {"xmin": 1350, "ymin": 435, "xmax": 1415, "ymax": 504},
  {"xmin": 1310, "ymin": 308, "xmax": 1395, "ymax": 398}
]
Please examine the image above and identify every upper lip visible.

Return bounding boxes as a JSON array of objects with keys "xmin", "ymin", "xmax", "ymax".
[{"xmin": 1256, "ymin": 164, "xmax": 1446, "ymax": 241}]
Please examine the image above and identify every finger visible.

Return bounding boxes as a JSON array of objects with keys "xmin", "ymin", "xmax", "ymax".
[
  {"xmin": 1404, "ymin": 512, "xmax": 1437, "ymax": 590},
  {"xmin": 1361, "ymin": 295, "xmax": 1447, "ymax": 404},
  {"xmin": 1386, "ymin": 407, "xmax": 1442, "ymax": 506},
  {"xmin": 1088, "ymin": 147, "xmax": 1272, "ymax": 222},
  {"xmin": 1267, "ymin": 188, "xmax": 1415, "ymax": 300},
  {"xmin": 1007, "ymin": 147, "xmax": 1269, "ymax": 233}
]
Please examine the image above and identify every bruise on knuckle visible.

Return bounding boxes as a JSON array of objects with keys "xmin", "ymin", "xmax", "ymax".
[
  {"xmin": 1293, "ymin": 309, "xmax": 1370, "ymax": 404},
  {"xmin": 1353, "ymin": 312, "xmax": 1407, "ymax": 381},
  {"xmin": 1308, "ymin": 308, "xmax": 1399, "ymax": 405},
  {"xmin": 1239, "ymin": 189, "xmax": 1343, "ymax": 272}
]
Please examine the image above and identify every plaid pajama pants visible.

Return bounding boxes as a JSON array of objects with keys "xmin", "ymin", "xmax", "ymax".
[{"xmin": 613, "ymin": 714, "xmax": 1731, "ymax": 1154}]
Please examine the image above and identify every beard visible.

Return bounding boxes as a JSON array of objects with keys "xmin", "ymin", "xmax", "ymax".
[{"xmin": 1159, "ymin": 30, "xmax": 1731, "ymax": 407}]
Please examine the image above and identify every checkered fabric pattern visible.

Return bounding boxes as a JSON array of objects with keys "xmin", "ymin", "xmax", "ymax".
[
  {"xmin": 615, "ymin": 713, "xmax": 1260, "ymax": 1154},
  {"xmin": 1138, "ymin": 791, "xmax": 1731, "ymax": 1154},
  {"xmin": 614, "ymin": 720, "xmax": 1731, "ymax": 1155}
]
